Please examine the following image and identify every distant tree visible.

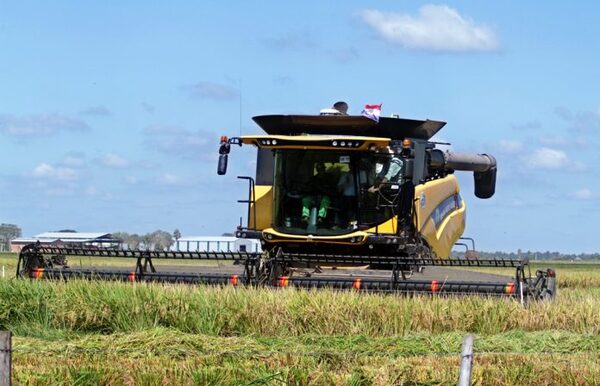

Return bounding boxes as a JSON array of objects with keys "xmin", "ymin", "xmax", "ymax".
[
  {"xmin": 222, "ymin": 232, "xmax": 234, "ymax": 237},
  {"xmin": 111, "ymin": 232, "xmax": 128, "ymax": 243},
  {"xmin": 150, "ymin": 230, "xmax": 173, "ymax": 251},
  {"xmin": 0, "ymin": 224, "xmax": 22, "ymax": 251},
  {"xmin": 112, "ymin": 229, "xmax": 175, "ymax": 251},
  {"xmin": 112, "ymin": 232, "xmax": 141, "ymax": 250},
  {"xmin": 173, "ymin": 229, "xmax": 182, "ymax": 241},
  {"xmin": 127, "ymin": 234, "xmax": 142, "ymax": 250},
  {"xmin": 56, "ymin": 229, "xmax": 77, "ymax": 233}
]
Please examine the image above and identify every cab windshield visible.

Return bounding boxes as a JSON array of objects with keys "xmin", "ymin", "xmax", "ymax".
[{"xmin": 272, "ymin": 150, "xmax": 397, "ymax": 235}]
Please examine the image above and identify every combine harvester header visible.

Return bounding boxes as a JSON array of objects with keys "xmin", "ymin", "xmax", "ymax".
[{"xmin": 17, "ymin": 102, "xmax": 556, "ymax": 304}]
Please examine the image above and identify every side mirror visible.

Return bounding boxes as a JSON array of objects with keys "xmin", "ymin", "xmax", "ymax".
[
  {"xmin": 217, "ymin": 137, "xmax": 231, "ymax": 175},
  {"xmin": 217, "ymin": 154, "xmax": 228, "ymax": 175}
]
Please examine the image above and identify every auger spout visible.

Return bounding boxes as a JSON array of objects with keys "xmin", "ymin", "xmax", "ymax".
[{"xmin": 429, "ymin": 150, "xmax": 497, "ymax": 199}]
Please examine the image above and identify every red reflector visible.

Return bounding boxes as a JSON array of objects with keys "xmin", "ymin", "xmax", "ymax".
[
  {"xmin": 128, "ymin": 272, "xmax": 136, "ymax": 282},
  {"xmin": 34, "ymin": 268, "xmax": 43, "ymax": 279},
  {"xmin": 505, "ymin": 282, "xmax": 515, "ymax": 294},
  {"xmin": 431, "ymin": 280, "xmax": 439, "ymax": 293},
  {"xmin": 353, "ymin": 278, "xmax": 362, "ymax": 290},
  {"xmin": 230, "ymin": 274, "xmax": 239, "ymax": 286},
  {"xmin": 278, "ymin": 276, "xmax": 289, "ymax": 287},
  {"xmin": 547, "ymin": 269, "xmax": 556, "ymax": 278}
]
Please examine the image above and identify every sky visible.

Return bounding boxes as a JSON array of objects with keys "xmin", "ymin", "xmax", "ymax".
[{"xmin": 1, "ymin": 1, "xmax": 599, "ymax": 253}]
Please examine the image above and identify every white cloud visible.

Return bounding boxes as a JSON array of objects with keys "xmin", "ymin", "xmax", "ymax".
[
  {"xmin": 143, "ymin": 125, "xmax": 215, "ymax": 160},
  {"xmin": 0, "ymin": 113, "xmax": 90, "ymax": 137},
  {"xmin": 32, "ymin": 163, "xmax": 55, "ymax": 178},
  {"xmin": 357, "ymin": 5, "xmax": 499, "ymax": 52},
  {"xmin": 262, "ymin": 31, "xmax": 317, "ymax": 52},
  {"xmin": 555, "ymin": 106, "xmax": 600, "ymax": 133},
  {"xmin": 328, "ymin": 47, "xmax": 360, "ymax": 64},
  {"xmin": 498, "ymin": 139, "xmax": 523, "ymax": 154},
  {"xmin": 572, "ymin": 188, "xmax": 593, "ymax": 200},
  {"xmin": 158, "ymin": 173, "xmax": 180, "ymax": 185},
  {"xmin": 100, "ymin": 153, "xmax": 129, "ymax": 168},
  {"xmin": 80, "ymin": 106, "xmax": 111, "ymax": 116},
  {"xmin": 538, "ymin": 135, "xmax": 567, "ymax": 147},
  {"xmin": 143, "ymin": 124, "xmax": 187, "ymax": 135},
  {"xmin": 523, "ymin": 147, "xmax": 568, "ymax": 170},
  {"xmin": 511, "ymin": 120, "xmax": 541, "ymax": 131},
  {"xmin": 125, "ymin": 176, "xmax": 139, "ymax": 185},
  {"xmin": 85, "ymin": 186, "xmax": 100, "ymax": 196},
  {"xmin": 508, "ymin": 198, "xmax": 526, "ymax": 208},
  {"xmin": 61, "ymin": 153, "xmax": 86, "ymax": 168},
  {"xmin": 572, "ymin": 160, "xmax": 586, "ymax": 172},
  {"xmin": 32, "ymin": 163, "xmax": 78, "ymax": 180}
]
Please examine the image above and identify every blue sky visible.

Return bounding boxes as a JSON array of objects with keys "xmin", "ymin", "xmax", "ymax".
[{"xmin": 1, "ymin": 1, "xmax": 599, "ymax": 253}]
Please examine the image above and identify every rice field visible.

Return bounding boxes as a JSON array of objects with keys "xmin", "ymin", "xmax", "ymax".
[{"xmin": 1, "ymin": 253, "xmax": 600, "ymax": 385}]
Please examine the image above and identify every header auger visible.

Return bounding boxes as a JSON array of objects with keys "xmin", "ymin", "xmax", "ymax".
[{"xmin": 17, "ymin": 103, "xmax": 556, "ymax": 304}]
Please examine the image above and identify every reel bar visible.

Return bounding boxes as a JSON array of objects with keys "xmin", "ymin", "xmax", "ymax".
[
  {"xmin": 33, "ymin": 246, "xmax": 260, "ymax": 261},
  {"xmin": 29, "ymin": 268, "xmax": 517, "ymax": 297},
  {"xmin": 277, "ymin": 252, "xmax": 526, "ymax": 268},
  {"xmin": 25, "ymin": 245, "xmax": 526, "ymax": 267}
]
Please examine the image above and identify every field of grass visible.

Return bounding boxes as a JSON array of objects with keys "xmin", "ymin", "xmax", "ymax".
[{"xmin": 1, "ymin": 253, "xmax": 600, "ymax": 384}]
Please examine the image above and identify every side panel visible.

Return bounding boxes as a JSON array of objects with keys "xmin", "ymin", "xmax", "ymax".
[
  {"xmin": 250, "ymin": 185, "xmax": 273, "ymax": 230},
  {"xmin": 365, "ymin": 217, "xmax": 397, "ymax": 235},
  {"xmin": 250, "ymin": 149, "xmax": 274, "ymax": 230},
  {"xmin": 415, "ymin": 175, "xmax": 466, "ymax": 257}
]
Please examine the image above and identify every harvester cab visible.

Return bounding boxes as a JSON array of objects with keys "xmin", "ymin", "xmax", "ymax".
[{"xmin": 218, "ymin": 109, "xmax": 497, "ymax": 260}]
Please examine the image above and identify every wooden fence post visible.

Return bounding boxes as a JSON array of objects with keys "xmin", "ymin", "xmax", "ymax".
[
  {"xmin": 0, "ymin": 331, "xmax": 11, "ymax": 386},
  {"xmin": 458, "ymin": 334, "xmax": 474, "ymax": 386}
]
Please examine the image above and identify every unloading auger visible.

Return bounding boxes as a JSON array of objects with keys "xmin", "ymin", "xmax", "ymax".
[{"xmin": 16, "ymin": 104, "xmax": 557, "ymax": 304}]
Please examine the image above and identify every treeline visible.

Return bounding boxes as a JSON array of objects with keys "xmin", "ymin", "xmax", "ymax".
[
  {"xmin": 453, "ymin": 250, "xmax": 600, "ymax": 261},
  {"xmin": 112, "ymin": 229, "xmax": 181, "ymax": 251}
]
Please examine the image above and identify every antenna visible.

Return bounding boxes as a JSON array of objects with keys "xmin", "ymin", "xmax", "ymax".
[{"xmin": 239, "ymin": 79, "xmax": 242, "ymax": 136}]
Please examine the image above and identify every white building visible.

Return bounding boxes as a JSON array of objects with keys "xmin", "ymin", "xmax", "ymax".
[
  {"xmin": 10, "ymin": 232, "xmax": 120, "ymax": 252},
  {"xmin": 174, "ymin": 236, "xmax": 261, "ymax": 253}
]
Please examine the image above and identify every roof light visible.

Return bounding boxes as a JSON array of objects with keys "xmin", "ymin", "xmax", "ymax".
[
  {"xmin": 402, "ymin": 139, "xmax": 411, "ymax": 148},
  {"xmin": 271, "ymin": 139, "xmax": 277, "ymax": 145},
  {"xmin": 332, "ymin": 141, "xmax": 338, "ymax": 146},
  {"xmin": 341, "ymin": 141, "xmax": 346, "ymax": 147}
]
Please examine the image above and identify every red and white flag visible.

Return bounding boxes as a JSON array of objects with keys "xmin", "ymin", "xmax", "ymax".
[{"xmin": 361, "ymin": 104, "xmax": 382, "ymax": 122}]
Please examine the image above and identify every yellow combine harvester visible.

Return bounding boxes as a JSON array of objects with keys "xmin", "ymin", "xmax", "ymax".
[
  {"xmin": 17, "ymin": 103, "xmax": 555, "ymax": 303},
  {"xmin": 217, "ymin": 105, "xmax": 555, "ymax": 302}
]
